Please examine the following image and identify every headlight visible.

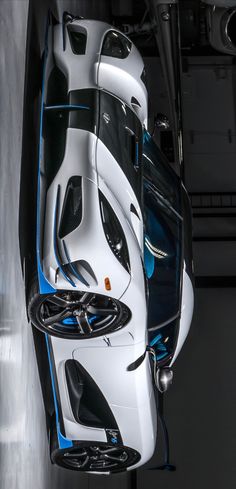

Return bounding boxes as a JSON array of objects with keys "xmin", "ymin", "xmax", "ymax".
[{"xmin": 99, "ymin": 191, "xmax": 130, "ymax": 273}]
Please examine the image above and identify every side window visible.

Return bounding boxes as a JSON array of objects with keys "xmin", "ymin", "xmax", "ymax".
[
  {"xmin": 101, "ymin": 30, "xmax": 131, "ymax": 59},
  {"xmin": 68, "ymin": 26, "xmax": 87, "ymax": 55},
  {"xmin": 144, "ymin": 184, "xmax": 182, "ymax": 329}
]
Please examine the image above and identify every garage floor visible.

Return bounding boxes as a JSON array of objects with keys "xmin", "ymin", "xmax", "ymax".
[{"xmin": 1, "ymin": 1, "xmax": 236, "ymax": 488}]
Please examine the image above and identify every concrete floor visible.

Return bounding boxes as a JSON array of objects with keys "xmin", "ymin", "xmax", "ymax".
[
  {"xmin": 0, "ymin": 1, "xmax": 88, "ymax": 488},
  {"xmin": 1, "ymin": 1, "xmax": 236, "ymax": 489}
]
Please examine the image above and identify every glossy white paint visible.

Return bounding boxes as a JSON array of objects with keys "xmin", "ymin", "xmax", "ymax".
[
  {"xmin": 50, "ymin": 334, "xmax": 157, "ymax": 468},
  {"xmin": 170, "ymin": 269, "xmax": 194, "ymax": 366},
  {"xmin": 53, "ymin": 19, "xmax": 148, "ymax": 125}
]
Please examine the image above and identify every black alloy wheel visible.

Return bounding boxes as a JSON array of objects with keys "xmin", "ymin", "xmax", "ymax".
[
  {"xmin": 52, "ymin": 443, "xmax": 140, "ymax": 473},
  {"xmin": 28, "ymin": 289, "xmax": 131, "ymax": 339}
]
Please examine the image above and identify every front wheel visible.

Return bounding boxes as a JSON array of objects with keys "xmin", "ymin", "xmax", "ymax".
[
  {"xmin": 51, "ymin": 440, "xmax": 140, "ymax": 473},
  {"xmin": 28, "ymin": 278, "xmax": 131, "ymax": 339}
]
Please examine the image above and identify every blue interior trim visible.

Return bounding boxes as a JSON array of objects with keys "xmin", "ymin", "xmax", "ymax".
[
  {"xmin": 45, "ymin": 334, "xmax": 73, "ymax": 449},
  {"xmin": 150, "ymin": 333, "xmax": 168, "ymax": 361},
  {"xmin": 150, "ymin": 333, "xmax": 162, "ymax": 347},
  {"xmin": 156, "ymin": 351, "xmax": 168, "ymax": 361}
]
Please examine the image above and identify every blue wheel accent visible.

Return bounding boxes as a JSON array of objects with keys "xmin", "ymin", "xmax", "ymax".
[{"xmin": 62, "ymin": 315, "xmax": 98, "ymax": 326}]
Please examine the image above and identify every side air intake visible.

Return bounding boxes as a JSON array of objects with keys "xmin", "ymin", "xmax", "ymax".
[{"xmin": 65, "ymin": 360, "xmax": 118, "ymax": 429}]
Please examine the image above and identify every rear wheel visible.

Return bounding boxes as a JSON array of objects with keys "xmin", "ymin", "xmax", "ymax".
[
  {"xmin": 28, "ymin": 278, "xmax": 131, "ymax": 339},
  {"xmin": 51, "ymin": 441, "xmax": 140, "ymax": 473}
]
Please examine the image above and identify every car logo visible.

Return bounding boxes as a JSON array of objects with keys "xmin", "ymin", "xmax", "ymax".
[{"xmin": 102, "ymin": 112, "xmax": 111, "ymax": 124}]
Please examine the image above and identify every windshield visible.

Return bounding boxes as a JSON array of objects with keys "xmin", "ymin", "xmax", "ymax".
[
  {"xmin": 143, "ymin": 133, "xmax": 181, "ymax": 213},
  {"xmin": 144, "ymin": 183, "xmax": 182, "ymax": 328},
  {"xmin": 143, "ymin": 135, "xmax": 182, "ymax": 331}
]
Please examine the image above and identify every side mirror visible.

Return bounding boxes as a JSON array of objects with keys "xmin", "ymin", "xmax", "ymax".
[{"xmin": 155, "ymin": 367, "xmax": 173, "ymax": 393}]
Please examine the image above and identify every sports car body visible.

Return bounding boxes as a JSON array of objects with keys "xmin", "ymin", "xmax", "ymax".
[{"xmin": 27, "ymin": 12, "xmax": 194, "ymax": 473}]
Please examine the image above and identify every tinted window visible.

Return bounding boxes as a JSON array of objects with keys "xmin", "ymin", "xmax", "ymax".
[
  {"xmin": 143, "ymin": 134, "xmax": 181, "ymax": 213},
  {"xmin": 68, "ymin": 27, "xmax": 87, "ymax": 54},
  {"xmin": 144, "ymin": 152, "xmax": 182, "ymax": 329},
  {"xmin": 98, "ymin": 91, "xmax": 143, "ymax": 205},
  {"xmin": 102, "ymin": 30, "xmax": 131, "ymax": 59}
]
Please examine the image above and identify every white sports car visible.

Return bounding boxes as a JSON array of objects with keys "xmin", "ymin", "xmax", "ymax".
[{"xmin": 27, "ymin": 12, "xmax": 194, "ymax": 473}]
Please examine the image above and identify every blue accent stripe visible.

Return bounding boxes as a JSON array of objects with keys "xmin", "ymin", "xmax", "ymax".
[
  {"xmin": 44, "ymin": 104, "xmax": 90, "ymax": 111},
  {"xmin": 143, "ymin": 129, "xmax": 152, "ymax": 143},
  {"xmin": 36, "ymin": 16, "xmax": 56, "ymax": 295},
  {"xmin": 45, "ymin": 334, "xmax": 73, "ymax": 449},
  {"xmin": 62, "ymin": 240, "xmax": 90, "ymax": 287},
  {"xmin": 53, "ymin": 186, "xmax": 76, "ymax": 287}
]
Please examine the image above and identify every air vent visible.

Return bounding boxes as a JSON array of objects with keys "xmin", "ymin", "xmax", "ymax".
[
  {"xmin": 65, "ymin": 360, "xmax": 118, "ymax": 429},
  {"xmin": 62, "ymin": 258, "xmax": 97, "ymax": 287},
  {"xmin": 130, "ymin": 203, "xmax": 140, "ymax": 219},
  {"xmin": 131, "ymin": 96, "xmax": 141, "ymax": 107},
  {"xmin": 59, "ymin": 176, "xmax": 82, "ymax": 239},
  {"xmin": 67, "ymin": 26, "xmax": 87, "ymax": 54}
]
